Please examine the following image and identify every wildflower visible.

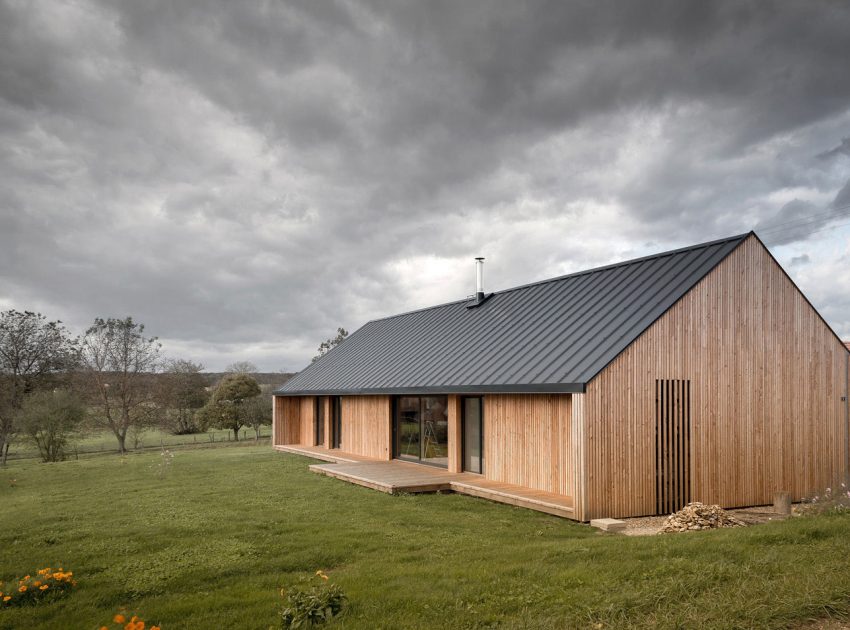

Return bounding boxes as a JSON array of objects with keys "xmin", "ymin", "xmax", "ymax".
[
  {"xmin": 100, "ymin": 627, "xmax": 109, "ymax": 630},
  {"xmin": 39, "ymin": 585, "xmax": 48, "ymax": 591},
  {"xmin": 23, "ymin": 575, "xmax": 30, "ymax": 580},
  {"xmin": 114, "ymin": 614, "xmax": 126, "ymax": 623},
  {"xmin": 18, "ymin": 586, "xmax": 27, "ymax": 592},
  {"xmin": 3, "ymin": 596, "xmax": 10, "ymax": 602}
]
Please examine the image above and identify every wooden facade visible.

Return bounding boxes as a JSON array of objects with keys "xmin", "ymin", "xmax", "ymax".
[
  {"xmin": 483, "ymin": 394, "xmax": 573, "ymax": 498},
  {"xmin": 273, "ymin": 235, "xmax": 849, "ymax": 521},
  {"xmin": 580, "ymin": 235, "xmax": 849, "ymax": 519}
]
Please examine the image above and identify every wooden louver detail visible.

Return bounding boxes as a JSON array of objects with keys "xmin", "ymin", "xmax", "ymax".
[{"xmin": 655, "ymin": 379, "xmax": 691, "ymax": 515}]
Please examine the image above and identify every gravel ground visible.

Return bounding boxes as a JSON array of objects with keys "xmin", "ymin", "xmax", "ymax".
[{"xmin": 620, "ymin": 504, "xmax": 792, "ymax": 536}]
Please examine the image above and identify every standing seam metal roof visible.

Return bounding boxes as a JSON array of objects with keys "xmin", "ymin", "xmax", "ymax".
[{"xmin": 275, "ymin": 233, "xmax": 750, "ymax": 395}]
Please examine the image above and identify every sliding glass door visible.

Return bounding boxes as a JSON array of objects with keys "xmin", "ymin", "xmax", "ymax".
[
  {"xmin": 314, "ymin": 397, "xmax": 325, "ymax": 447},
  {"xmin": 462, "ymin": 397, "xmax": 484, "ymax": 474},
  {"xmin": 330, "ymin": 396, "xmax": 342, "ymax": 449},
  {"xmin": 393, "ymin": 396, "xmax": 449, "ymax": 468}
]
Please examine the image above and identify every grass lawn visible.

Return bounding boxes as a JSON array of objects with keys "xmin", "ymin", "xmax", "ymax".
[
  {"xmin": 6, "ymin": 427, "xmax": 269, "ymax": 460},
  {"xmin": 1, "ymin": 447, "xmax": 849, "ymax": 629}
]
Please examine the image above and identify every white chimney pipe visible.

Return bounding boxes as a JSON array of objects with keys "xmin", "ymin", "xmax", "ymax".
[{"xmin": 475, "ymin": 257, "xmax": 485, "ymax": 301}]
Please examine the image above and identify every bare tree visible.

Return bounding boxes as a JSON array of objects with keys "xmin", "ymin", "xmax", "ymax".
[
  {"xmin": 158, "ymin": 359, "xmax": 208, "ymax": 434},
  {"xmin": 0, "ymin": 310, "xmax": 76, "ymax": 465},
  {"xmin": 225, "ymin": 360, "xmax": 258, "ymax": 374},
  {"xmin": 243, "ymin": 386, "xmax": 273, "ymax": 439},
  {"xmin": 78, "ymin": 317, "xmax": 161, "ymax": 454},
  {"xmin": 312, "ymin": 327, "xmax": 348, "ymax": 362}
]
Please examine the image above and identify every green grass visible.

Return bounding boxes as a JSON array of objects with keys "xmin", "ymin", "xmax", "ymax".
[
  {"xmin": 6, "ymin": 427, "xmax": 269, "ymax": 460},
  {"xmin": 1, "ymin": 447, "xmax": 849, "ymax": 629}
]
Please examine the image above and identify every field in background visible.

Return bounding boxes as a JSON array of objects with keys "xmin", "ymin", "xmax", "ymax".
[
  {"xmin": 5, "ymin": 427, "xmax": 270, "ymax": 461},
  {"xmin": 1, "ymin": 447, "xmax": 849, "ymax": 629}
]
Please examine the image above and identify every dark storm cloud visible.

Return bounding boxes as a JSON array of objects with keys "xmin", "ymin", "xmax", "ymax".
[{"xmin": 1, "ymin": 0, "xmax": 850, "ymax": 371}]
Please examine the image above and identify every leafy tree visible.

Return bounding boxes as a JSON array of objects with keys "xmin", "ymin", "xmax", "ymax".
[
  {"xmin": 77, "ymin": 317, "xmax": 162, "ymax": 454},
  {"xmin": 312, "ymin": 327, "xmax": 348, "ymax": 362},
  {"xmin": 197, "ymin": 373, "xmax": 261, "ymax": 441},
  {"xmin": 225, "ymin": 361, "xmax": 258, "ymax": 374},
  {"xmin": 159, "ymin": 359, "xmax": 208, "ymax": 434},
  {"xmin": 0, "ymin": 310, "xmax": 77, "ymax": 465},
  {"xmin": 17, "ymin": 389, "xmax": 85, "ymax": 462}
]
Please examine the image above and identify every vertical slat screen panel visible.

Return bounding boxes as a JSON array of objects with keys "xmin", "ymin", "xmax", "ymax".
[{"xmin": 656, "ymin": 379, "xmax": 691, "ymax": 514}]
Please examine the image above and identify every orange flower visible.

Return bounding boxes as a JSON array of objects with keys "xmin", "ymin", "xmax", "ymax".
[
  {"xmin": 23, "ymin": 575, "xmax": 30, "ymax": 580},
  {"xmin": 3, "ymin": 596, "xmax": 11, "ymax": 602},
  {"xmin": 39, "ymin": 584, "xmax": 48, "ymax": 591},
  {"xmin": 114, "ymin": 614, "xmax": 126, "ymax": 623},
  {"xmin": 33, "ymin": 580, "xmax": 41, "ymax": 587},
  {"xmin": 151, "ymin": 626, "xmax": 161, "ymax": 630},
  {"xmin": 100, "ymin": 627, "xmax": 109, "ymax": 630},
  {"xmin": 18, "ymin": 586, "xmax": 27, "ymax": 593}
]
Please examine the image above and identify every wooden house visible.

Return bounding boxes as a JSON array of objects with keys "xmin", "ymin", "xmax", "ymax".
[{"xmin": 272, "ymin": 233, "xmax": 850, "ymax": 521}]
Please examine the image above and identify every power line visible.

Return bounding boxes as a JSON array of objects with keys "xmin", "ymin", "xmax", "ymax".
[
  {"xmin": 762, "ymin": 217, "xmax": 850, "ymax": 246},
  {"xmin": 756, "ymin": 202, "xmax": 850, "ymax": 237}
]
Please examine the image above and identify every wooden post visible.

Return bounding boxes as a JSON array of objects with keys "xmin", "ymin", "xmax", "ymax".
[{"xmin": 773, "ymin": 491, "xmax": 791, "ymax": 515}]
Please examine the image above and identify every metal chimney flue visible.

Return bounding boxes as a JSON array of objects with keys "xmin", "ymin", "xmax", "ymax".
[{"xmin": 475, "ymin": 257, "xmax": 485, "ymax": 302}]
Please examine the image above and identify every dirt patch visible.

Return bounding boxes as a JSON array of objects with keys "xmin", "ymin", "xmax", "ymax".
[{"xmin": 620, "ymin": 504, "xmax": 791, "ymax": 536}]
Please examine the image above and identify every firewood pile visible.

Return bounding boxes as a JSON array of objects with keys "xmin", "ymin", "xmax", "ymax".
[{"xmin": 660, "ymin": 502, "xmax": 746, "ymax": 533}]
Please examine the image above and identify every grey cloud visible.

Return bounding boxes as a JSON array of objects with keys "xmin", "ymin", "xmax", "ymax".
[{"xmin": 2, "ymin": 0, "xmax": 850, "ymax": 371}]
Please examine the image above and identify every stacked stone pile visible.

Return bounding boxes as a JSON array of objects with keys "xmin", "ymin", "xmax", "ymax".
[{"xmin": 660, "ymin": 502, "xmax": 746, "ymax": 533}]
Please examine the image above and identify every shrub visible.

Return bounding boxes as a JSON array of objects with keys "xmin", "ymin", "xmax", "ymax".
[
  {"xmin": 0, "ymin": 567, "xmax": 77, "ymax": 606},
  {"xmin": 16, "ymin": 390, "xmax": 85, "ymax": 462},
  {"xmin": 798, "ymin": 482, "xmax": 850, "ymax": 515},
  {"xmin": 279, "ymin": 570, "xmax": 347, "ymax": 629},
  {"xmin": 99, "ymin": 611, "xmax": 161, "ymax": 630}
]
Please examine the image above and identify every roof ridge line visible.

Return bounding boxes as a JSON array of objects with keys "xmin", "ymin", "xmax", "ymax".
[{"xmin": 365, "ymin": 232, "xmax": 752, "ymax": 325}]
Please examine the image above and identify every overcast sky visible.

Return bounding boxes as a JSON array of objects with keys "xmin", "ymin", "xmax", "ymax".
[{"xmin": 1, "ymin": 1, "xmax": 849, "ymax": 373}]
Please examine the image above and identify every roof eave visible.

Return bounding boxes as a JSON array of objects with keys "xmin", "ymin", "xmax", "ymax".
[{"xmin": 272, "ymin": 382, "xmax": 586, "ymax": 396}]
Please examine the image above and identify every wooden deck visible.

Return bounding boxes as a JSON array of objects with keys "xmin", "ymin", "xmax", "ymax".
[
  {"xmin": 273, "ymin": 444, "xmax": 376, "ymax": 464},
  {"xmin": 277, "ymin": 447, "xmax": 576, "ymax": 519}
]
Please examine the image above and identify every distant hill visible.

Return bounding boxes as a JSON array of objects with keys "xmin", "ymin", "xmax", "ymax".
[{"xmin": 202, "ymin": 372, "xmax": 294, "ymax": 388}]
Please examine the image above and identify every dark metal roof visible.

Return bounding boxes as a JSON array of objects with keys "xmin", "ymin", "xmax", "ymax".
[{"xmin": 276, "ymin": 233, "xmax": 750, "ymax": 395}]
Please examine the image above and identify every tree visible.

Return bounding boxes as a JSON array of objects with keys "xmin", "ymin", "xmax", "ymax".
[
  {"xmin": 77, "ymin": 317, "xmax": 162, "ymax": 454},
  {"xmin": 17, "ymin": 390, "xmax": 85, "ymax": 462},
  {"xmin": 197, "ymin": 373, "xmax": 261, "ymax": 440},
  {"xmin": 312, "ymin": 327, "xmax": 349, "ymax": 362},
  {"xmin": 225, "ymin": 361, "xmax": 258, "ymax": 374},
  {"xmin": 158, "ymin": 359, "xmax": 208, "ymax": 434},
  {"xmin": 0, "ymin": 310, "xmax": 77, "ymax": 465},
  {"xmin": 242, "ymin": 387, "xmax": 273, "ymax": 439}
]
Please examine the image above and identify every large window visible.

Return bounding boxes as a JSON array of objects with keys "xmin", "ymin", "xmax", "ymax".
[
  {"xmin": 394, "ymin": 396, "xmax": 449, "ymax": 467},
  {"xmin": 462, "ymin": 397, "xmax": 484, "ymax": 474},
  {"xmin": 314, "ymin": 397, "xmax": 325, "ymax": 447}
]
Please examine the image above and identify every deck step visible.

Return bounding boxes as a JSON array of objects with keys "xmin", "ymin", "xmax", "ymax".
[
  {"xmin": 274, "ymin": 445, "xmax": 368, "ymax": 464},
  {"xmin": 450, "ymin": 481, "xmax": 575, "ymax": 518},
  {"xmin": 310, "ymin": 463, "xmax": 455, "ymax": 494}
]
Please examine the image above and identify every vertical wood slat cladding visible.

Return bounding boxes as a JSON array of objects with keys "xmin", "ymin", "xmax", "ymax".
[
  {"xmin": 483, "ymin": 394, "xmax": 572, "ymax": 496},
  {"xmin": 447, "ymin": 395, "xmax": 463, "ymax": 473},
  {"xmin": 570, "ymin": 393, "xmax": 587, "ymax": 521},
  {"xmin": 339, "ymin": 396, "xmax": 392, "ymax": 460},
  {"xmin": 584, "ymin": 235, "xmax": 849, "ymax": 519},
  {"xmin": 655, "ymin": 379, "xmax": 691, "ymax": 514},
  {"xmin": 299, "ymin": 398, "xmax": 315, "ymax": 447},
  {"xmin": 274, "ymin": 395, "xmax": 391, "ymax": 459},
  {"xmin": 273, "ymin": 396, "xmax": 304, "ymax": 446}
]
